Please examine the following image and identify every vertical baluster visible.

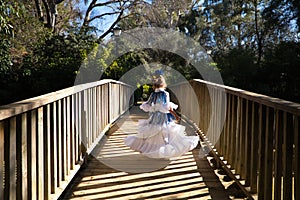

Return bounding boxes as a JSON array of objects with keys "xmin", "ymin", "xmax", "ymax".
[
  {"xmin": 114, "ymin": 84, "xmax": 117, "ymax": 120},
  {"xmin": 200, "ymin": 84, "xmax": 204, "ymax": 137},
  {"xmin": 107, "ymin": 83, "xmax": 111, "ymax": 124},
  {"xmin": 282, "ymin": 112, "xmax": 293, "ymax": 199},
  {"xmin": 200, "ymin": 83, "xmax": 205, "ymax": 132},
  {"xmin": 20, "ymin": 113, "xmax": 28, "ymax": 200},
  {"xmin": 44, "ymin": 105, "xmax": 51, "ymax": 199},
  {"xmin": 62, "ymin": 98, "xmax": 67, "ymax": 180},
  {"xmin": 51, "ymin": 102, "xmax": 57, "ymax": 193},
  {"xmin": 101, "ymin": 85, "xmax": 105, "ymax": 129},
  {"xmin": 37, "ymin": 107, "xmax": 44, "ymax": 199},
  {"xmin": 250, "ymin": 102, "xmax": 259, "ymax": 193},
  {"xmin": 235, "ymin": 96, "xmax": 241, "ymax": 173},
  {"xmin": 113, "ymin": 84, "xmax": 116, "ymax": 120},
  {"xmin": 29, "ymin": 110, "xmax": 37, "ymax": 199},
  {"xmin": 230, "ymin": 95, "xmax": 237, "ymax": 165},
  {"xmin": 98, "ymin": 86, "xmax": 101, "ymax": 131},
  {"xmin": 225, "ymin": 93, "xmax": 231, "ymax": 161},
  {"xmin": 295, "ymin": 116, "xmax": 299, "ymax": 200},
  {"xmin": 95, "ymin": 87, "xmax": 98, "ymax": 137},
  {"xmin": 108, "ymin": 83, "xmax": 112, "ymax": 123},
  {"xmin": 77, "ymin": 92, "xmax": 83, "ymax": 161},
  {"xmin": 74, "ymin": 93, "xmax": 79, "ymax": 164},
  {"xmin": 239, "ymin": 98, "xmax": 246, "ymax": 179},
  {"xmin": 81, "ymin": 90, "xmax": 87, "ymax": 157},
  {"xmin": 119, "ymin": 85, "xmax": 121, "ymax": 115},
  {"xmin": 219, "ymin": 89, "xmax": 227, "ymax": 158},
  {"xmin": 93, "ymin": 87, "xmax": 97, "ymax": 139},
  {"xmin": 215, "ymin": 88, "xmax": 221, "ymax": 153},
  {"xmin": 7, "ymin": 117, "xmax": 17, "ymax": 200},
  {"xmin": 244, "ymin": 100, "xmax": 251, "ymax": 186},
  {"xmin": 16, "ymin": 116, "xmax": 21, "ymax": 200},
  {"xmin": 104, "ymin": 83, "xmax": 107, "ymax": 124},
  {"xmin": 117, "ymin": 84, "xmax": 120, "ymax": 116},
  {"xmin": 195, "ymin": 83, "xmax": 201, "ymax": 130},
  {"xmin": 66, "ymin": 97, "xmax": 71, "ymax": 175},
  {"xmin": 89, "ymin": 88, "xmax": 93, "ymax": 146},
  {"xmin": 206, "ymin": 85, "xmax": 211, "ymax": 134},
  {"xmin": 86, "ymin": 89, "xmax": 90, "ymax": 152},
  {"xmin": 274, "ymin": 110, "xmax": 283, "ymax": 200},
  {"xmin": 213, "ymin": 88, "xmax": 218, "ymax": 146},
  {"xmin": 258, "ymin": 104, "xmax": 266, "ymax": 199},
  {"xmin": 215, "ymin": 88, "xmax": 224, "ymax": 150},
  {"xmin": 90, "ymin": 88, "xmax": 93, "ymax": 141},
  {"xmin": 220, "ymin": 89, "xmax": 226, "ymax": 156},
  {"xmin": 88, "ymin": 88, "xmax": 92, "ymax": 146},
  {"xmin": 206, "ymin": 86, "xmax": 214, "ymax": 145},
  {"xmin": 70, "ymin": 95, "xmax": 75, "ymax": 169},
  {"xmin": 57, "ymin": 100, "xmax": 62, "ymax": 187},
  {"xmin": 264, "ymin": 107, "xmax": 274, "ymax": 199},
  {"xmin": 121, "ymin": 85, "xmax": 124, "ymax": 113}
]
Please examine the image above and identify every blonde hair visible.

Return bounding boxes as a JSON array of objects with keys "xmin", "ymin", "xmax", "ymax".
[{"xmin": 152, "ymin": 75, "xmax": 167, "ymax": 89}]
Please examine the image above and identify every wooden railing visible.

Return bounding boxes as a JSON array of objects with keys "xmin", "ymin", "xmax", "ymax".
[
  {"xmin": 171, "ymin": 79, "xmax": 300, "ymax": 200},
  {"xmin": 0, "ymin": 79, "xmax": 134, "ymax": 200}
]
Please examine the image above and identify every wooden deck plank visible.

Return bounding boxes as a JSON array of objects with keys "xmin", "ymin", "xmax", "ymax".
[{"xmin": 61, "ymin": 106, "xmax": 235, "ymax": 200}]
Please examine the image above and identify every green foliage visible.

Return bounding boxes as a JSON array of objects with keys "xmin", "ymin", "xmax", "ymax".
[
  {"xmin": 0, "ymin": 1, "xmax": 22, "ymax": 37},
  {"xmin": 0, "ymin": 39, "xmax": 13, "ymax": 101},
  {"xmin": 215, "ymin": 48, "xmax": 259, "ymax": 90},
  {"xmin": 20, "ymin": 34, "xmax": 97, "ymax": 96},
  {"xmin": 0, "ymin": 39, "xmax": 11, "ymax": 74},
  {"xmin": 0, "ymin": 31, "xmax": 97, "ymax": 105}
]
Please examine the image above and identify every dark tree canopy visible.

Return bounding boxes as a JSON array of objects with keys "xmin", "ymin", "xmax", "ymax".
[{"xmin": 1, "ymin": 0, "xmax": 300, "ymax": 105}]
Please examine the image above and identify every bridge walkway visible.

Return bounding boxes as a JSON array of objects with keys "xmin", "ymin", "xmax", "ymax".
[{"xmin": 61, "ymin": 106, "xmax": 244, "ymax": 200}]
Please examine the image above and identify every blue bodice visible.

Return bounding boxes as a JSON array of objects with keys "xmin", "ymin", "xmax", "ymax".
[{"xmin": 145, "ymin": 91, "xmax": 174, "ymax": 125}]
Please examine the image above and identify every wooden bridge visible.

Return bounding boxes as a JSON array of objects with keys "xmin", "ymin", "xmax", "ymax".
[{"xmin": 0, "ymin": 79, "xmax": 299, "ymax": 200}]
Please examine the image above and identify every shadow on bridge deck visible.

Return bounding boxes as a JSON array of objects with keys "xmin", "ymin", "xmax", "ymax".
[{"xmin": 61, "ymin": 106, "xmax": 243, "ymax": 200}]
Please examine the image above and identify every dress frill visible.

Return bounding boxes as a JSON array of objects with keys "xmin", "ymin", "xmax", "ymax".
[{"xmin": 124, "ymin": 91, "xmax": 199, "ymax": 159}]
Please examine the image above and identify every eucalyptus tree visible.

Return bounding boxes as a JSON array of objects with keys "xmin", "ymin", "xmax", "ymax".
[{"xmin": 81, "ymin": 0, "xmax": 149, "ymax": 41}]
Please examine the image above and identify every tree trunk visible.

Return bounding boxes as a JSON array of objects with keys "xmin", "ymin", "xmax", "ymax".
[
  {"xmin": 254, "ymin": 0, "xmax": 262, "ymax": 65},
  {"xmin": 34, "ymin": 0, "xmax": 44, "ymax": 22}
]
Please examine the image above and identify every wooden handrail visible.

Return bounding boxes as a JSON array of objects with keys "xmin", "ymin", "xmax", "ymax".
[
  {"xmin": 0, "ymin": 79, "xmax": 134, "ymax": 200},
  {"xmin": 0, "ymin": 79, "xmax": 132, "ymax": 121},
  {"xmin": 193, "ymin": 79, "xmax": 300, "ymax": 115}
]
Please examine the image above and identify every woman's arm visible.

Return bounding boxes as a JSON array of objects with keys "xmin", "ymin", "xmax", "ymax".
[{"xmin": 169, "ymin": 109, "xmax": 181, "ymax": 122}]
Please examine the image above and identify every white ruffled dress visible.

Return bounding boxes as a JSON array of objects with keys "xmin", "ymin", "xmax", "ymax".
[{"xmin": 124, "ymin": 88, "xmax": 199, "ymax": 159}]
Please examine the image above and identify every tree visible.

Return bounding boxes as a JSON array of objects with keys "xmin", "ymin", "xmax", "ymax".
[
  {"xmin": 81, "ymin": 0, "xmax": 148, "ymax": 41},
  {"xmin": 34, "ymin": 0, "xmax": 68, "ymax": 30}
]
